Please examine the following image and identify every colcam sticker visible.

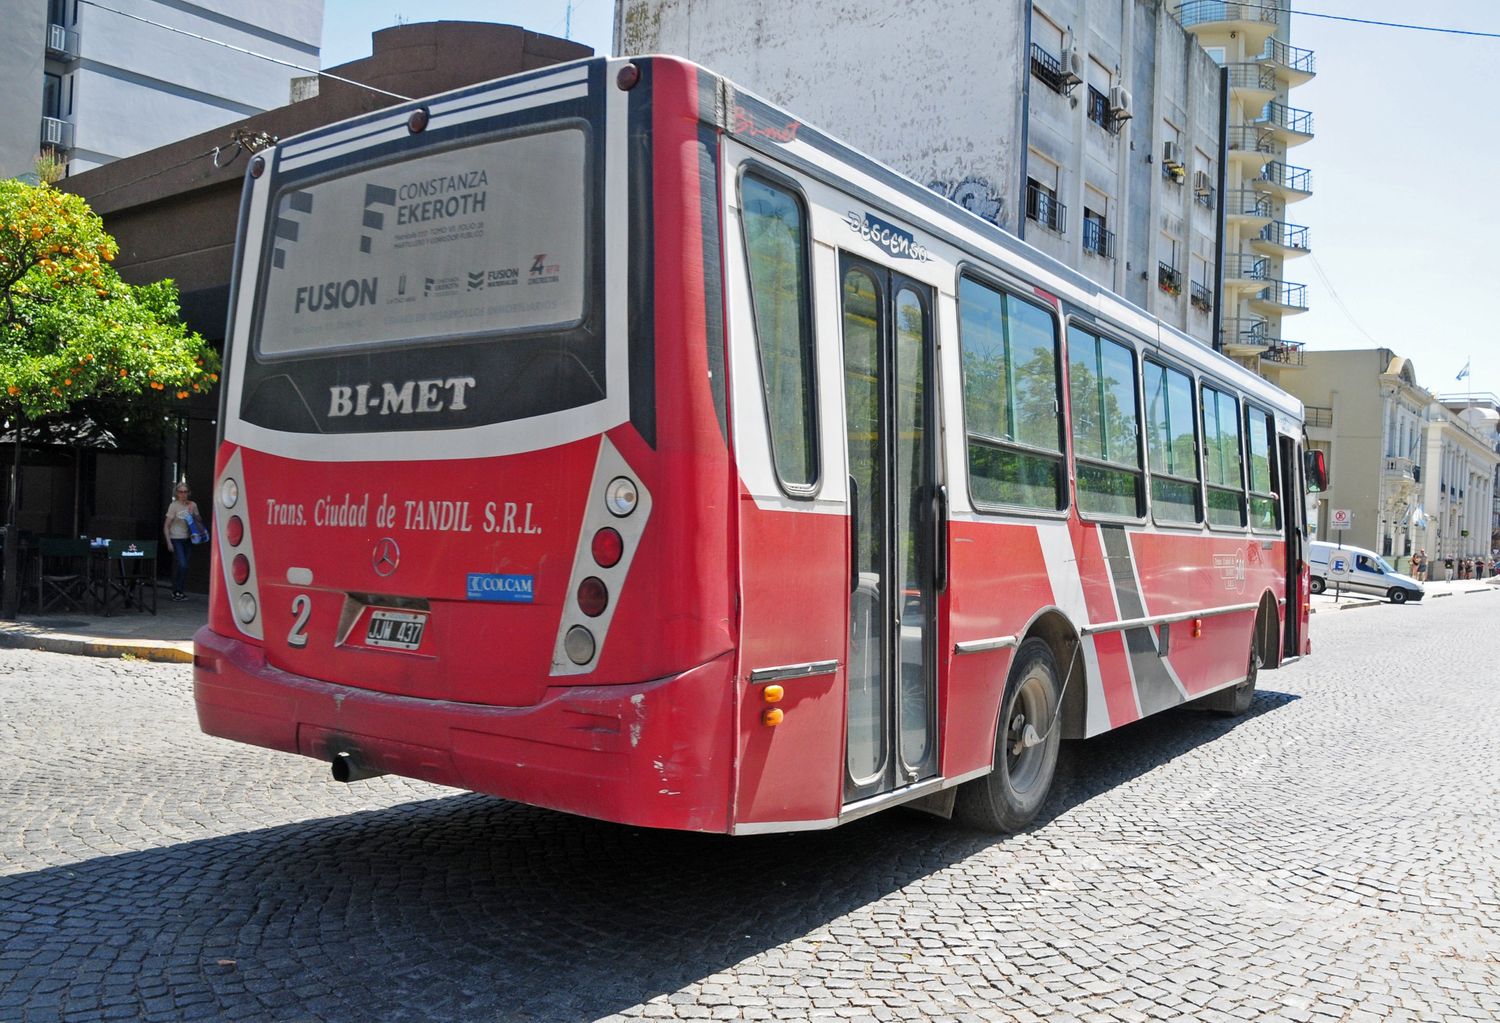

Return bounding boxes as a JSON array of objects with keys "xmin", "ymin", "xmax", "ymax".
[{"xmin": 466, "ymin": 573, "xmax": 535, "ymax": 603}]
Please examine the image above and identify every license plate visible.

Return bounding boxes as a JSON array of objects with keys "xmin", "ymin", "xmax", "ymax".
[{"xmin": 365, "ymin": 609, "xmax": 426, "ymax": 650}]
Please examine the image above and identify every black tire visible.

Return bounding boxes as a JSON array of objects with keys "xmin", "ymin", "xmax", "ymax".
[
  {"xmin": 1309, "ymin": 577, "xmax": 1326, "ymax": 595},
  {"xmin": 954, "ymin": 638, "xmax": 1062, "ymax": 834},
  {"xmin": 1388, "ymin": 588, "xmax": 1407, "ymax": 605}
]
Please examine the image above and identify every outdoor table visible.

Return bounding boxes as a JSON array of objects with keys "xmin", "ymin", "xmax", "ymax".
[{"xmin": 94, "ymin": 540, "xmax": 158, "ymax": 616}]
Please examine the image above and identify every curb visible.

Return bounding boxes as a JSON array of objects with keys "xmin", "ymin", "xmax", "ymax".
[{"xmin": 0, "ymin": 628, "xmax": 192, "ymax": 663}]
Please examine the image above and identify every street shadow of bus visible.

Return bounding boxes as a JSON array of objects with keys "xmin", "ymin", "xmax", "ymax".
[
  {"xmin": 0, "ymin": 691, "xmax": 1297, "ymax": 1022},
  {"xmin": 1037, "ymin": 687, "xmax": 1301, "ymax": 827}
]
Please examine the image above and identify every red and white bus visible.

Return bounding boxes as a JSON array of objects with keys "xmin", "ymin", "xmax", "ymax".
[{"xmin": 194, "ymin": 55, "xmax": 1321, "ymax": 835}]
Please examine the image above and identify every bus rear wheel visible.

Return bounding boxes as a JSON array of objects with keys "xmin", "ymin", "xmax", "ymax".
[{"xmin": 954, "ymin": 638, "xmax": 1062, "ymax": 834}]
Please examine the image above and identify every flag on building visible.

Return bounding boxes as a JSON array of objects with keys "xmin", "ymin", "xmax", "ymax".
[{"xmin": 1457, "ymin": 360, "xmax": 1471, "ymax": 381}]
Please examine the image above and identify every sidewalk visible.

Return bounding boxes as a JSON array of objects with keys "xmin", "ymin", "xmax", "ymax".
[
  {"xmin": 1310, "ymin": 575, "xmax": 1500, "ymax": 611},
  {"xmin": 0, "ymin": 592, "xmax": 203, "ymax": 663}
]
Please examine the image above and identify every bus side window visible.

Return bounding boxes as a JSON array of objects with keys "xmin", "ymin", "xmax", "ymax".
[
  {"xmin": 1202, "ymin": 384, "xmax": 1247, "ymax": 529},
  {"xmin": 740, "ymin": 172, "xmax": 818, "ymax": 491},
  {"xmin": 1143, "ymin": 361, "xmax": 1201, "ymax": 524},
  {"xmin": 1246, "ymin": 406, "xmax": 1281, "ymax": 531},
  {"xmin": 1067, "ymin": 326, "xmax": 1143, "ymax": 518},
  {"xmin": 956, "ymin": 274, "xmax": 1065, "ymax": 511}
]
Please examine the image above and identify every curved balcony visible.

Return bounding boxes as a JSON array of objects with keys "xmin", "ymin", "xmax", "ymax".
[
  {"xmin": 1259, "ymin": 37, "xmax": 1316, "ymax": 87},
  {"xmin": 1252, "ymin": 220, "xmax": 1310, "ymax": 259},
  {"xmin": 1220, "ymin": 316, "xmax": 1268, "ymax": 353},
  {"xmin": 1176, "ymin": 2, "xmax": 1281, "ymax": 49},
  {"xmin": 1226, "ymin": 63, "xmax": 1278, "ymax": 115},
  {"xmin": 1255, "ymin": 161, "xmax": 1313, "ymax": 203},
  {"xmin": 1250, "ymin": 280, "xmax": 1309, "ymax": 316},
  {"xmin": 1261, "ymin": 339, "xmax": 1305, "ymax": 366},
  {"xmin": 1255, "ymin": 101, "xmax": 1314, "ymax": 146},
  {"xmin": 1224, "ymin": 189, "xmax": 1273, "ymax": 228},
  {"xmin": 1227, "ymin": 125, "xmax": 1274, "ymax": 170},
  {"xmin": 1224, "ymin": 253, "xmax": 1270, "ymax": 293}
]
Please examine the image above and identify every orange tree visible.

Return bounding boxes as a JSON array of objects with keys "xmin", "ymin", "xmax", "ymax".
[{"xmin": 1, "ymin": 178, "xmax": 220, "ymax": 615}]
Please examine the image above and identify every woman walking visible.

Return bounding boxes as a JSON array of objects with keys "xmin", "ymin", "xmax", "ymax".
[{"xmin": 162, "ymin": 480, "xmax": 202, "ymax": 601}]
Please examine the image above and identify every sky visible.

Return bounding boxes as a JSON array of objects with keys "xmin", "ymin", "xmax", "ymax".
[{"xmin": 320, "ymin": 1, "xmax": 1500, "ymax": 399}]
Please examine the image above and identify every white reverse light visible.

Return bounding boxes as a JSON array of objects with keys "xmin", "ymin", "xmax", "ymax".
[{"xmin": 605, "ymin": 476, "xmax": 638, "ymax": 517}]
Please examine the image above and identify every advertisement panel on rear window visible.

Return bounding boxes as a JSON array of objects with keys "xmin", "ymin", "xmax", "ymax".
[{"xmin": 256, "ymin": 128, "xmax": 586, "ymax": 358}]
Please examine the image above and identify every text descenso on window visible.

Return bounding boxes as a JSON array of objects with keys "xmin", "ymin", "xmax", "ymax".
[{"xmin": 958, "ymin": 275, "xmax": 1064, "ymax": 511}]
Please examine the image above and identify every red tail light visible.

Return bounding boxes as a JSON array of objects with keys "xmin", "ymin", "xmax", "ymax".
[
  {"xmin": 226, "ymin": 515, "xmax": 244, "ymax": 546},
  {"xmin": 232, "ymin": 554, "xmax": 251, "ymax": 585},
  {"xmin": 591, "ymin": 527, "xmax": 623, "ymax": 568},
  {"xmin": 577, "ymin": 577, "xmax": 608, "ymax": 617}
]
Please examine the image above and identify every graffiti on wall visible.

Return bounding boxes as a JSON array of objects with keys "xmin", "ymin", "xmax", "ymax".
[{"xmin": 928, "ymin": 176, "xmax": 1005, "ymax": 226}]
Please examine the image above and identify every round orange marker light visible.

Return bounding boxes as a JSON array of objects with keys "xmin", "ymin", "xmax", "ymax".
[
  {"xmin": 762, "ymin": 708, "xmax": 784, "ymax": 726},
  {"xmin": 762, "ymin": 684, "xmax": 784, "ymax": 704}
]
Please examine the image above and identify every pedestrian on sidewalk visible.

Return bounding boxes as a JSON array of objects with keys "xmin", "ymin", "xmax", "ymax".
[
  {"xmin": 1412, "ymin": 549, "xmax": 1427, "ymax": 582},
  {"xmin": 162, "ymin": 480, "xmax": 202, "ymax": 602},
  {"xmin": 1445, "ymin": 557, "xmax": 1454, "ymax": 582}
]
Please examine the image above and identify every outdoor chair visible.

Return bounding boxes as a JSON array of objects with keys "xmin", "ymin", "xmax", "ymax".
[
  {"xmin": 36, "ymin": 538, "xmax": 93, "ymax": 614},
  {"xmin": 97, "ymin": 540, "xmax": 158, "ymax": 616}
]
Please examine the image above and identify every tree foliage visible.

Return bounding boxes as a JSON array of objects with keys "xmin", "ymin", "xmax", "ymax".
[{"xmin": 0, "ymin": 179, "xmax": 219, "ymax": 422}]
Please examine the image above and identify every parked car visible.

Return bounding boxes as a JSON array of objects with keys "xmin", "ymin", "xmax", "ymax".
[{"xmin": 1308, "ymin": 541, "xmax": 1424, "ymax": 603}]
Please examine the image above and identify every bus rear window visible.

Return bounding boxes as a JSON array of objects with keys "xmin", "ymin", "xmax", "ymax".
[{"xmin": 256, "ymin": 128, "xmax": 587, "ymax": 358}]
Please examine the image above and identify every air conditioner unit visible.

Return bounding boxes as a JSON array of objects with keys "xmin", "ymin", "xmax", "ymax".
[
  {"xmin": 1109, "ymin": 85, "xmax": 1132, "ymax": 119},
  {"xmin": 40, "ymin": 117, "xmax": 69, "ymax": 147},
  {"xmin": 1193, "ymin": 170, "xmax": 1213, "ymax": 194},
  {"xmin": 1064, "ymin": 47, "xmax": 1084, "ymax": 84},
  {"xmin": 1162, "ymin": 140, "xmax": 1182, "ymax": 167},
  {"xmin": 47, "ymin": 22, "xmax": 68, "ymax": 53}
]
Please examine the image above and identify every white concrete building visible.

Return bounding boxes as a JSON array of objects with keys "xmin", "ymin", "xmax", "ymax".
[
  {"xmin": 617, "ymin": 0, "xmax": 1225, "ymax": 336},
  {"xmin": 3, "ymin": 0, "xmax": 324, "ymax": 180}
]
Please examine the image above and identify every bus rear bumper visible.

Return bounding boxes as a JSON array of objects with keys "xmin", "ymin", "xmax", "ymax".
[{"xmin": 193, "ymin": 626, "xmax": 736, "ymax": 833}]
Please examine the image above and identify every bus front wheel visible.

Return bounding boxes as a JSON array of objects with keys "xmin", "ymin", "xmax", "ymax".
[{"xmin": 954, "ymin": 638, "xmax": 1062, "ymax": 834}]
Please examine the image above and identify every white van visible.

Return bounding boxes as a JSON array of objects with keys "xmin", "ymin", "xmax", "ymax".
[{"xmin": 1308, "ymin": 542, "xmax": 1424, "ymax": 604}]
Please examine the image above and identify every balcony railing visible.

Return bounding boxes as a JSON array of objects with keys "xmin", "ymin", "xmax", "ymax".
[
  {"xmin": 1262, "ymin": 339, "xmax": 1305, "ymax": 365},
  {"xmin": 1225, "ymin": 62, "xmax": 1276, "ymax": 92},
  {"xmin": 1086, "ymin": 86, "xmax": 1112, "ymax": 129},
  {"xmin": 1260, "ymin": 220, "xmax": 1310, "ymax": 252},
  {"xmin": 1258, "ymin": 161, "xmax": 1313, "ymax": 194},
  {"xmin": 1031, "ymin": 43, "xmax": 1073, "ymax": 94},
  {"xmin": 1026, "ymin": 183, "xmax": 1067, "ymax": 233},
  {"xmin": 1158, "ymin": 263, "xmax": 1182, "ymax": 297},
  {"xmin": 1226, "ymin": 253, "xmax": 1270, "ymax": 280},
  {"xmin": 1190, "ymin": 280, "xmax": 1212, "ymax": 312},
  {"xmin": 1082, "ymin": 218, "xmax": 1115, "ymax": 258},
  {"xmin": 1227, "ymin": 126, "xmax": 1274, "ymax": 157},
  {"xmin": 1384, "ymin": 456, "xmax": 1418, "ymax": 483},
  {"xmin": 1257, "ymin": 101, "xmax": 1314, "ymax": 136},
  {"xmin": 1305, "ymin": 405, "xmax": 1333, "ymax": 429},
  {"xmin": 1175, "ymin": 1, "xmax": 1282, "ymax": 29},
  {"xmin": 1224, "ymin": 189, "xmax": 1273, "ymax": 218},
  {"xmin": 1221, "ymin": 317, "xmax": 1268, "ymax": 348},
  {"xmin": 1261, "ymin": 37, "xmax": 1316, "ymax": 76},
  {"xmin": 1256, "ymin": 280, "xmax": 1309, "ymax": 310}
]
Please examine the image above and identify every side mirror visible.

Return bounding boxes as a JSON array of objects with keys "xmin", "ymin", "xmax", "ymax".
[{"xmin": 1304, "ymin": 448, "xmax": 1328, "ymax": 493}]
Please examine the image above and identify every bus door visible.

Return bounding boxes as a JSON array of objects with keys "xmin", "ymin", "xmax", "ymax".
[
  {"xmin": 1279, "ymin": 434, "xmax": 1303, "ymax": 658},
  {"xmin": 839, "ymin": 254, "xmax": 941, "ymax": 803}
]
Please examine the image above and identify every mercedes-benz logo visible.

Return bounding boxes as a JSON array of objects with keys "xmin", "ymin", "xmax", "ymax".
[{"xmin": 372, "ymin": 537, "xmax": 400, "ymax": 577}]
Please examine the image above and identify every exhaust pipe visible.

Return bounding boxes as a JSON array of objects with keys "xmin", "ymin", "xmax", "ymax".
[{"xmin": 330, "ymin": 749, "xmax": 386, "ymax": 783}]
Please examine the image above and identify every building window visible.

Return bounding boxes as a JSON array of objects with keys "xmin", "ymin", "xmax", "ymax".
[
  {"xmin": 43, "ymin": 73, "xmax": 62, "ymax": 119},
  {"xmin": 1086, "ymin": 86, "xmax": 1110, "ymax": 128},
  {"xmin": 1083, "ymin": 208, "xmax": 1113, "ymax": 258},
  {"xmin": 958, "ymin": 274, "xmax": 1066, "ymax": 511},
  {"xmin": 1029, "ymin": 11, "xmax": 1073, "ymax": 94},
  {"xmin": 1026, "ymin": 179, "xmax": 1067, "ymax": 233},
  {"xmin": 740, "ymin": 173, "xmax": 818, "ymax": 491}
]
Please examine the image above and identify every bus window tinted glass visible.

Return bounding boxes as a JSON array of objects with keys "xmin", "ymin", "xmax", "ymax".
[
  {"xmin": 959, "ymin": 276, "xmax": 1063, "ymax": 510},
  {"xmin": 1144, "ymin": 361, "xmax": 1200, "ymax": 524},
  {"xmin": 1202, "ymin": 386, "xmax": 1245, "ymax": 527},
  {"xmin": 742, "ymin": 174, "xmax": 817, "ymax": 489},
  {"xmin": 1069, "ymin": 327, "xmax": 1142, "ymax": 517},
  {"xmin": 1246, "ymin": 406, "xmax": 1280, "ymax": 529}
]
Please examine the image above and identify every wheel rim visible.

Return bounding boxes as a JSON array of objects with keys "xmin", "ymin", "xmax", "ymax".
[{"xmin": 1004, "ymin": 670, "xmax": 1050, "ymax": 794}]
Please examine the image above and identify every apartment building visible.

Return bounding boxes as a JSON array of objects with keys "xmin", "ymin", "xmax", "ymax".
[
  {"xmin": 2, "ymin": 0, "xmax": 323, "ymax": 180},
  {"xmin": 1175, "ymin": 1, "xmax": 1314, "ymax": 387},
  {"xmin": 616, "ymin": 0, "xmax": 1225, "ymax": 336},
  {"xmin": 1280, "ymin": 350, "xmax": 1499, "ymax": 567}
]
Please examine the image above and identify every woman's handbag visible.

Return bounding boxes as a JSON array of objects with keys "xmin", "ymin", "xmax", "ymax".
[{"xmin": 186, "ymin": 511, "xmax": 210, "ymax": 545}]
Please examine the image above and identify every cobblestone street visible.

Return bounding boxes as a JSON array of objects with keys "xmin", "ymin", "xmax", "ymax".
[{"xmin": 2, "ymin": 594, "xmax": 1498, "ymax": 1023}]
